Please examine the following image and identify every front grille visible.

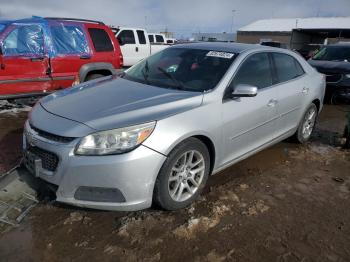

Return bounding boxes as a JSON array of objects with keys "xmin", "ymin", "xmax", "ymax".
[
  {"xmin": 325, "ymin": 74, "xmax": 343, "ymax": 83},
  {"xmin": 27, "ymin": 146, "xmax": 59, "ymax": 172},
  {"xmin": 30, "ymin": 124, "xmax": 76, "ymax": 143}
]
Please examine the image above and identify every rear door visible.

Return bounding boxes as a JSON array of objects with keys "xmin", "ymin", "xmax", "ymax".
[
  {"xmin": 221, "ymin": 52, "xmax": 279, "ymax": 165},
  {"xmin": 86, "ymin": 25, "xmax": 120, "ymax": 68},
  {"xmin": 0, "ymin": 23, "xmax": 51, "ymax": 97},
  {"xmin": 116, "ymin": 29, "xmax": 138, "ymax": 66},
  {"xmin": 48, "ymin": 21, "xmax": 91, "ymax": 89},
  {"xmin": 271, "ymin": 52, "xmax": 307, "ymax": 135}
]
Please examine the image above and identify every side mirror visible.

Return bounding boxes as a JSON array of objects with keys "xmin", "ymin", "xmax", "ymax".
[{"xmin": 231, "ymin": 84, "xmax": 258, "ymax": 98}]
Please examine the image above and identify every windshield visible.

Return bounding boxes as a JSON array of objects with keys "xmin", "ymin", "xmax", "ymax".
[
  {"xmin": 123, "ymin": 47, "xmax": 237, "ymax": 92},
  {"xmin": 313, "ymin": 46, "xmax": 350, "ymax": 61}
]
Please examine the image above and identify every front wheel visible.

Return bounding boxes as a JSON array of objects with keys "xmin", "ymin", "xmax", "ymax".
[
  {"xmin": 295, "ymin": 103, "xmax": 318, "ymax": 143},
  {"xmin": 153, "ymin": 138, "xmax": 210, "ymax": 210}
]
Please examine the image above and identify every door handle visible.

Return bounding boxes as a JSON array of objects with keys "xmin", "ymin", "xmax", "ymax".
[
  {"xmin": 80, "ymin": 55, "xmax": 91, "ymax": 60},
  {"xmin": 302, "ymin": 87, "xmax": 309, "ymax": 94},
  {"xmin": 135, "ymin": 47, "xmax": 139, "ymax": 52},
  {"xmin": 267, "ymin": 99, "xmax": 278, "ymax": 107}
]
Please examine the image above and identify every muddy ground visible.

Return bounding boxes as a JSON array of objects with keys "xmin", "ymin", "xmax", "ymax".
[{"xmin": 0, "ymin": 104, "xmax": 349, "ymax": 262}]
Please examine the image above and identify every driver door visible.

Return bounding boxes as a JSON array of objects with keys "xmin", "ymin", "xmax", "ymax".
[
  {"xmin": 0, "ymin": 23, "xmax": 51, "ymax": 97},
  {"xmin": 221, "ymin": 52, "xmax": 279, "ymax": 165},
  {"xmin": 116, "ymin": 29, "xmax": 138, "ymax": 67}
]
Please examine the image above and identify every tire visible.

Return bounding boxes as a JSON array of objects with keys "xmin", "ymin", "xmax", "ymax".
[
  {"xmin": 85, "ymin": 73, "xmax": 105, "ymax": 82},
  {"xmin": 344, "ymin": 126, "xmax": 350, "ymax": 149},
  {"xmin": 294, "ymin": 103, "xmax": 318, "ymax": 143},
  {"xmin": 153, "ymin": 138, "xmax": 210, "ymax": 210}
]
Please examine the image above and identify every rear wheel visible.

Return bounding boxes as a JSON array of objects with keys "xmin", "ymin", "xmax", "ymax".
[
  {"xmin": 295, "ymin": 103, "xmax": 318, "ymax": 143},
  {"xmin": 153, "ymin": 138, "xmax": 210, "ymax": 210}
]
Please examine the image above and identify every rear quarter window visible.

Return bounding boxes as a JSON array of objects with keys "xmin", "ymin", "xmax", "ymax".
[
  {"xmin": 273, "ymin": 53, "xmax": 305, "ymax": 83},
  {"xmin": 88, "ymin": 28, "xmax": 114, "ymax": 52}
]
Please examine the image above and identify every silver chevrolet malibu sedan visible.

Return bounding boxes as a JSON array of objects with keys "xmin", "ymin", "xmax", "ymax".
[{"xmin": 23, "ymin": 43, "xmax": 325, "ymax": 211}]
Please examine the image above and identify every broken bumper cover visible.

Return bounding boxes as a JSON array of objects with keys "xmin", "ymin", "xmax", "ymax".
[{"xmin": 23, "ymin": 121, "xmax": 166, "ymax": 211}]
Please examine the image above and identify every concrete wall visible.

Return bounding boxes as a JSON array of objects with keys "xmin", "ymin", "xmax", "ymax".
[{"xmin": 237, "ymin": 31, "xmax": 292, "ymax": 46}]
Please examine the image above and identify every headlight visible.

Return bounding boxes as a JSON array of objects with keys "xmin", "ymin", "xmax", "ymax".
[
  {"xmin": 345, "ymin": 74, "xmax": 350, "ymax": 78},
  {"xmin": 75, "ymin": 122, "xmax": 156, "ymax": 155}
]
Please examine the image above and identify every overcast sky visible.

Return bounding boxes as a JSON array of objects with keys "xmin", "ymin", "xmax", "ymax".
[{"xmin": 1, "ymin": 0, "xmax": 350, "ymax": 38}]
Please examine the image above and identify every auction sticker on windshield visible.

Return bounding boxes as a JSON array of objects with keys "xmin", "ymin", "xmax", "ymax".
[{"xmin": 206, "ymin": 51, "xmax": 235, "ymax": 59}]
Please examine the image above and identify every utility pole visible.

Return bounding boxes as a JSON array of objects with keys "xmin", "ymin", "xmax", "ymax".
[
  {"xmin": 144, "ymin": 16, "xmax": 147, "ymax": 30},
  {"xmin": 231, "ymin": 10, "xmax": 236, "ymax": 33}
]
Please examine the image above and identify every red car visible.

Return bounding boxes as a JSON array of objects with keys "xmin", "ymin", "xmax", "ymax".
[{"xmin": 0, "ymin": 17, "xmax": 123, "ymax": 100}]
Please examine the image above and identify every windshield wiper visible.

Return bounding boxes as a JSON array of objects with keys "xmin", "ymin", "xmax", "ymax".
[{"xmin": 157, "ymin": 67, "xmax": 185, "ymax": 90}]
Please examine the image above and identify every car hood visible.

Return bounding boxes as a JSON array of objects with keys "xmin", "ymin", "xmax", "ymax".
[
  {"xmin": 40, "ymin": 76, "xmax": 203, "ymax": 131},
  {"xmin": 308, "ymin": 59, "xmax": 350, "ymax": 74}
]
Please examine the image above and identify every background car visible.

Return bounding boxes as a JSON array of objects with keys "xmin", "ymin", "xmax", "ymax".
[
  {"xmin": 0, "ymin": 17, "xmax": 123, "ymax": 101},
  {"xmin": 111, "ymin": 27, "xmax": 169, "ymax": 67},
  {"xmin": 308, "ymin": 44, "xmax": 350, "ymax": 103},
  {"xmin": 296, "ymin": 44, "xmax": 323, "ymax": 60}
]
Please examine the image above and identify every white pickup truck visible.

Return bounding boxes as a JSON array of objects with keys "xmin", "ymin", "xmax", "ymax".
[{"xmin": 111, "ymin": 27, "xmax": 169, "ymax": 67}]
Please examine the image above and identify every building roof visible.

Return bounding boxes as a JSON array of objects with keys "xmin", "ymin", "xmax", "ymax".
[{"xmin": 239, "ymin": 17, "xmax": 350, "ymax": 32}]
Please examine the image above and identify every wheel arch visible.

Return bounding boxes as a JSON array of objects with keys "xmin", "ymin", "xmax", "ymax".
[
  {"xmin": 164, "ymin": 134, "xmax": 216, "ymax": 176},
  {"xmin": 79, "ymin": 62, "xmax": 116, "ymax": 82},
  {"xmin": 312, "ymin": 98, "xmax": 321, "ymax": 112}
]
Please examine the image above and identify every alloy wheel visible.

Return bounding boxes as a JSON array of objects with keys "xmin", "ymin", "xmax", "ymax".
[
  {"xmin": 168, "ymin": 150, "xmax": 205, "ymax": 202},
  {"xmin": 302, "ymin": 107, "xmax": 317, "ymax": 139}
]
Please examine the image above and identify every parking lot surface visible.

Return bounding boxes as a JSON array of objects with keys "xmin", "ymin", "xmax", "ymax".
[{"xmin": 0, "ymin": 104, "xmax": 349, "ymax": 262}]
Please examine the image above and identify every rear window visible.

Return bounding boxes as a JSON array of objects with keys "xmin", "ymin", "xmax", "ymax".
[
  {"xmin": 88, "ymin": 28, "xmax": 114, "ymax": 52},
  {"xmin": 272, "ymin": 53, "xmax": 305, "ymax": 83},
  {"xmin": 155, "ymin": 35, "xmax": 164, "ymax": 43},
  {"xmin": 148, "ymin": 35, "xmax": 154, "ymax": 43},
  {"xmin": 137, "ymin": 30, "xmax": 146, "ymax": 45}
]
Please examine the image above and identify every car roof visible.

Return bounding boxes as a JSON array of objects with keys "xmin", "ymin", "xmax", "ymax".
[
  {"xmin": 4, "ymin": 16, "xmax": 104, "ymax": 25},
  {"xmin": 170, "ymin": 42, "xmax": 267, "ymax": 54}
]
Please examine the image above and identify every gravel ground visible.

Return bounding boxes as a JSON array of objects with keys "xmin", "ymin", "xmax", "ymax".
[{"xmin": 0, "ymin": 104, "xmax": 349, "ymax": 262}]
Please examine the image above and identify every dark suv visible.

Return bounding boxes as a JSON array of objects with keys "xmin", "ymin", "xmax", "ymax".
[
  {"xmin": 0, "ymin": 17, "xmax": 123, "ymax": 100},
  {"xmin": 308, "ymin": 44, "xmax": 350, "ymax": 102}
]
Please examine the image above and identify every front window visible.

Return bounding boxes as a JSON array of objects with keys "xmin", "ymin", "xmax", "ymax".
[
  {"xmin": 123, "ymin": 48, "xmax": 237, "ymax": 92},
  {"xmin": 2, "ymin": 24, "xmax": 44, "ymax": 56},
  {"xmin": 313, "ymin": 46, "xmax": 350, "ymax": 61},
  {"xmin": 230, "ymin": 53, "xmax": 272, "ymax": 90}
]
